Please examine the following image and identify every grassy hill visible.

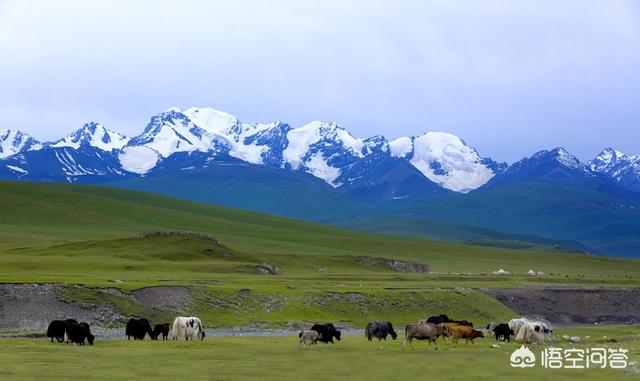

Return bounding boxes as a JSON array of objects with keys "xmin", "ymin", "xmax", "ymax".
[
  {"xmin": 384, "ymin": 182, "xmax": 640, "ymax": 257},
  {"xmin": 2, "ymin": 180, "xmax": 638, "ymax": 278},
  {"xmin": 106, "ymin": 163, "xmax": 374, "ymax": 223},
  {"xmin": 1, "ymin": 180, "xmax": 639, "ymax": 328},
  {"xmin": 103, "ymin": 166, "xmax": 640, "ymax": 257},
  {"xmin": 337, "ymin": 216, "xmax": 593, "ymax": 253}
]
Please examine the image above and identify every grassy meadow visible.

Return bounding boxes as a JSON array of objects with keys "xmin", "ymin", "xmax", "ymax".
[
  {"xmin": 0, "ymin": 326, "xmax": 639, "ymax": 381},
  {"xmin": 1, "ymin": 181, "xmax": 639, "ymax": 285},
  {"xmin": 1, "ymin": 181, "xmax": 640, "ymax": 329},
  {"xmin": 1, "ymin": 181, "xmax": 640, "ymax": 379}
]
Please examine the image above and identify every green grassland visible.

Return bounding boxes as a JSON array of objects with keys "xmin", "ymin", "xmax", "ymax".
[
  {"xmin": 2, "ymin": 181, "xmax": 640, "ymax": 380},
  {"xmin": 1, "ymin": 326, "xmax": 639, "ymax": 381},
  {"xmin": 2, "ymin": 181, "xmax": 638, "ymax": 281},
  {"xmin": 1, "ymin": 180, "xmax": 640, "ymax": 329},
  {"xmin": 396, "ymin": 182, "xmax": 640, "ymax": 257}
]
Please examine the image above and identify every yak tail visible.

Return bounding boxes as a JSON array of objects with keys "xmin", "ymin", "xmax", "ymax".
[
  {"xmin": 364, "ymin": 324, "xmax": 371, "ymax": 340},
  {"xmin": 298, "ymin": 331, "xmax": 303, "ymax": 338}
]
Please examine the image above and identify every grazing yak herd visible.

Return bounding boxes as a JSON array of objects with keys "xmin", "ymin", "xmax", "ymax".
[
  {"xmin": 400, "ymin": 315, "xmax": 555, "ymax": 350},
  {"xmin": 301, "ymin": 315, "xmax": 554, "ymax": 350},
  {"xmin": 47, "ymin": 316, "xmax": 205, "ymax": 345},
  {"xmin": 47, "ymin": 314, "xmax": 554, "ymax": 350}
]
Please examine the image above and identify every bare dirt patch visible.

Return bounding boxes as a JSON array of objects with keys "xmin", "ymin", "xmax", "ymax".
[
  {"xmin": 481, "ymin": 287, "xmax": 640, "ymax": 325},
  {"xmin": 131, "ymin": 286, "xmax": 191, "ymax": 310},
  {"xmin": 0, "ymin": 283, "xmax": 123, "ymax": 329},
  {"xmin": 359, "ymin": 257, "xmax": 429, "ymax": 274}
]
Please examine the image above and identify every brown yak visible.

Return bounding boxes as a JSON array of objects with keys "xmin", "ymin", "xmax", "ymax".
[
  {"xmin": 402, "ymin": 323, "xmax": 449, "ymax": 351},
  {"xmin": 449, "ymin": 325, "xmax": 484, "ymax": 347}
]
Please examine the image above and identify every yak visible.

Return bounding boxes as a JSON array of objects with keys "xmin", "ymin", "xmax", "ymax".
[
  {"xmin": 365, "ymin": 321, "xmax": 397, "ymax": 341},
  {"xmin": 153, "ymin": 323, "xmax": 171, "ymax": 340},
  {"xmin": 126, "ymin": 318, "xmax": 155, "ymax": 340},
  {"xmin": 311, "ymin": 323, "xmax": 341, "ymax": 344},
  {"xmin": 46, "ymin": 319, "xmax": 77, "ymax": 343},
  {"xmin": 299, "ymin": 330, "xmax": 322, "ymax": 345},
  {"xmin": 65, "ymin": 322, "xmax": 95, "ymax": 346},
  {"xmin": 402, "ymin": 323, "xmax": 448, "ymax": 351}
]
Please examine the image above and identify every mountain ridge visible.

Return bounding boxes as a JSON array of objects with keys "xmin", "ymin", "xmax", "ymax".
[
  {"xmin": 2, "ymin": 107, "xmax": 638, "ymax": 199},
  {"xmin": 0, "ymin": 107, "xmax": 507, "ymax": 200}
]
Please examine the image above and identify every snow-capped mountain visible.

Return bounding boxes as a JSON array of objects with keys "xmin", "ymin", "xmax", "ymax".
[
  {"xmin": 118, "ymin": 109, "xmax": 233, "ymax": 174},
  {"xmin": 484, "ymin": 147, "xmax": 606, "ymax": 190},
  {"xmin": 282, "ymin": 121, "xmax": 365, "ymax": 187},
  {"xmin": 1, "ymin": 106, "xmax": 638, "ymax": 205},
  {"xmin": 184, "ymin": 107, "xmax": 292, "ymax": 166},
  {"xmin": 389, "ymin": 132, "xmax": 506, "ymax": 193},
  {"xmin": 590, "ymin": 148, "xmax": 640, "ymax": 193},
  {"xmin": 0, "ymin": 123, "xmax": 130, "ymax": 181},
  {"xmin": 0, "ymin": 106, "xmax": 531, "ymax": 199},
  {"xmin": 0, "ymin": 129, "xmax": 41, "ymax": 159},
  {"xmin": 51, "ymin": 122, "xmax": 129, "ymax": 152},
  {"xmin": 113, "ymin": 108, "xmax": 497, "ymax": 192},
  {"xmin": 590, "ymin": 148, "xmax": 626, "ymax": 173},
  {"xmin": 0, "ymin": 144, "xmax": 126, "ymax": 182},
  {"xmin": 336, "ymin": 148, "xmax": 452, "ymax": 203}
]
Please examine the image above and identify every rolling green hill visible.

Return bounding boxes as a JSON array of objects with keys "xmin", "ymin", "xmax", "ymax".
[
  {"xmin": 337, "ymin": 216, "xmax": 593, "ymax": 253},
  {"xmin": 105, "ymin": 166, "xmax": 603, "ymax": 254},
  {"xmin": 2, "ymin": 180, "xmax": 639, "ymax": 328},
  {"xmin": 1, "ymin": 180, "xmax": 638, "ymax": 280},
  {"xmin": 106, "ymin": 163, "xmax": 374, "ymax": 223},
  {"xmin": 383, "ymin": 182, "xmax": 640, "ymax": 257}
]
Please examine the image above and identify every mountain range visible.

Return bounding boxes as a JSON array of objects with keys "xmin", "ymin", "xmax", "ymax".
[
  {"xmin": 1, "ymin": 107, "xmax": 639, "ymax": 257},
  {"xmin": 0, "ymin": 107, "xmax": 509, "ymax": 197}
]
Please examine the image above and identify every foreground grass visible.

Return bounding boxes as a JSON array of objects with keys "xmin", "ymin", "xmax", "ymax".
[{"xmin": 0, "ymin": 326, "xmax": 638, "ymax": 381}]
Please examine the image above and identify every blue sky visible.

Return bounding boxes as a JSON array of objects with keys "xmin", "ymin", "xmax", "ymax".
[{"xmin": 0, "ymin": 0, "xmax": 638, "ymax": 163}]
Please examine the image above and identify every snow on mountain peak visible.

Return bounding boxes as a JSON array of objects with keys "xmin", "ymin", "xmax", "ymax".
[
  {"xmin": 590, "ymin": 147, "xmax": 629, "ymax": 172},
  {"xmin": 0, "ymin": 129, "xmax": 41, "ymax": 159},
  {"xmin": 183, "ymin": 107, "xmax": 239, "ymax": 135},
  {"xmin": 551, "ymin": 147, "xmax": 582, "ymax": 168},
  {"xmin": 405, "ymin": 132, "xmax": 496, "ymax": 193},
  {"xmin": 225, "ymin": 121, "xmax": 286, "ymax": 164},
  {"xmin": 510, "ymin": 147, "xmax": 594, "ymax": 180},
  {"xmin": 603, "ymin": 147, "xmax": 626, "ymax": 158},
  {"xmin": 182, "ymin": 108, "xmax": 291, "ymax": 165},
  {"xmin": 129, "ymin": 110, "xmax": 231, "ymax": 157},
  {"xmin": 0, "ymin": 107, "xmax": 511, "ymax": 193},
  {"xmin": 282, "ymin": 121, "xmax": 365, "ymax": 186},
  {"xmin": 118, "ymin": 110, "xmax": 233, "ymax": 174},
  {"xmin": 363, "ymin": 135, "xmax": 389, "ymax": 154},
  {"xmin": 283, "ymin": 121, "xmax": 360, "ymax": 166},
  {"xmin": 531, "ymin": 147, "xmax": 592, "ymax": 174},
  {"xmin": 118, "ymin": 146, "xmax": 160, "ymax": 175},
  {"xmin": 52, "ymin": 122, "xmax": 129, "ymax": 152},
  {"xmin": 389, "ymin": 136, "xmax": 413, "ymax": 158},
  {"xmin": 589, "ymin": 147, "xmax": 640, "ymax": 189},
  {"xmin": 284, "ymin": 122, "xmax": 328, "ymax": 169}
]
